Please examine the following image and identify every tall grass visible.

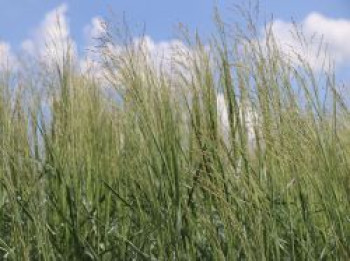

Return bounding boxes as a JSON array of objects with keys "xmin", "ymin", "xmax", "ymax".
[{"xmin": 0, "ymin": 9, "xmax": 349, "ymax": 260}]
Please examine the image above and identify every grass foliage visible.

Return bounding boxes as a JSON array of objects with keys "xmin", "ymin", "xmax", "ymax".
[{"xmin": 0, "ymin": 9, "xmax": 349, "ymax": 260}]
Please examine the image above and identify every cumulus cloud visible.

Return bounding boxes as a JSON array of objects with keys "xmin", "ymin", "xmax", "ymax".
[
  {"xmin": 130, "ymin": 35, "xmax": 193, "ymax": 76},
  {"xmin": 265, "ymin": 13, "xmax": 350, "ymax": 72},
  {"xmin": 84, "ymin": 16, "xmax": 106, "ymax": 46},
  {"xmin": 0, "ymin": 42, "xmax": 17, "ymax": 70},
  {"xmin": 81, "ymin": 16, "xmax": 193, "ymax": 85},
  {"xmin": 80, "ymin": 16, "xmax": 106, "ymax": 77},
  {"xmin": 217, "ymin": 93, "xmax": 259, "ymax": 148},
  {"xmin": 21, "ymin": 3, "xmax": 76, "ymax": 70}
]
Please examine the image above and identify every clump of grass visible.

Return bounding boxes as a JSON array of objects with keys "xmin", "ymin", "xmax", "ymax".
[{"xmin": 0, "ymin": 6, "xmax": 349, "ymax": 260}]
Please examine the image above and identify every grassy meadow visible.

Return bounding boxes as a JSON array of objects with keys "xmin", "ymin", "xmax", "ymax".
[{"xmin": 0, "ymin": 9, "xmax": 349, "ymax": 260}]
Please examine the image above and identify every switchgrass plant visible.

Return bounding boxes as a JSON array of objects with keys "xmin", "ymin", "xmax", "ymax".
[{"xmin": 0, "ymin": 9, "xmax": 349, "ymax": 260}]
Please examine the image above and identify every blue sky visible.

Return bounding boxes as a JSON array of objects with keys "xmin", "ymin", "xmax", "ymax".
[
  {"xmin": 0, "ymin": 0, "xmax": 349, "ymax": 81},
  {"xmin": 1, "ymin": 0, "xmax": 349, "ymax": 49}
]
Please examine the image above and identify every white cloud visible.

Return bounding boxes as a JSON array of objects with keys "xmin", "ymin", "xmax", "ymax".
[
  {"xmin": 21, "ymin": 3, "xmax": 77, "ymax": 70},
  {"xmin": 304, "ymin": 13, "xmax": 350, "ymax": 65},
  {"xmin": 133, "ymin": 35, "xmax": 193, "ymax": 76},
  {"xmin": 217, "ymin": 93, "xmax": 229, "ymax": 132},
  {"xmin": 84, "ymin": 16, "xmax": 106, "ymax": 46},
  {"xmin": 81, "ymin": 16, "xmax": 193, "ymax": 85},
  {"xmin": 80, "ymin": 17, "xmax": 106, "ymax": 78},
  {"xmin": 0, "ymin": 42, "xmax": 17, "ymax": 70},
  {"xmin": 217, "ymin": 93, "xmax": 259, "ymax": 148},
  {"xmin": 265, "ymin": 13, "xmax": 350, "ymax": 72}
]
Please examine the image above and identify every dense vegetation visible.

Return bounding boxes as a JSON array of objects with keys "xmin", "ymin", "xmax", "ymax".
[{"xmin": 0, "ymin": 9, "xmax": 349, "ymax": 260}]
